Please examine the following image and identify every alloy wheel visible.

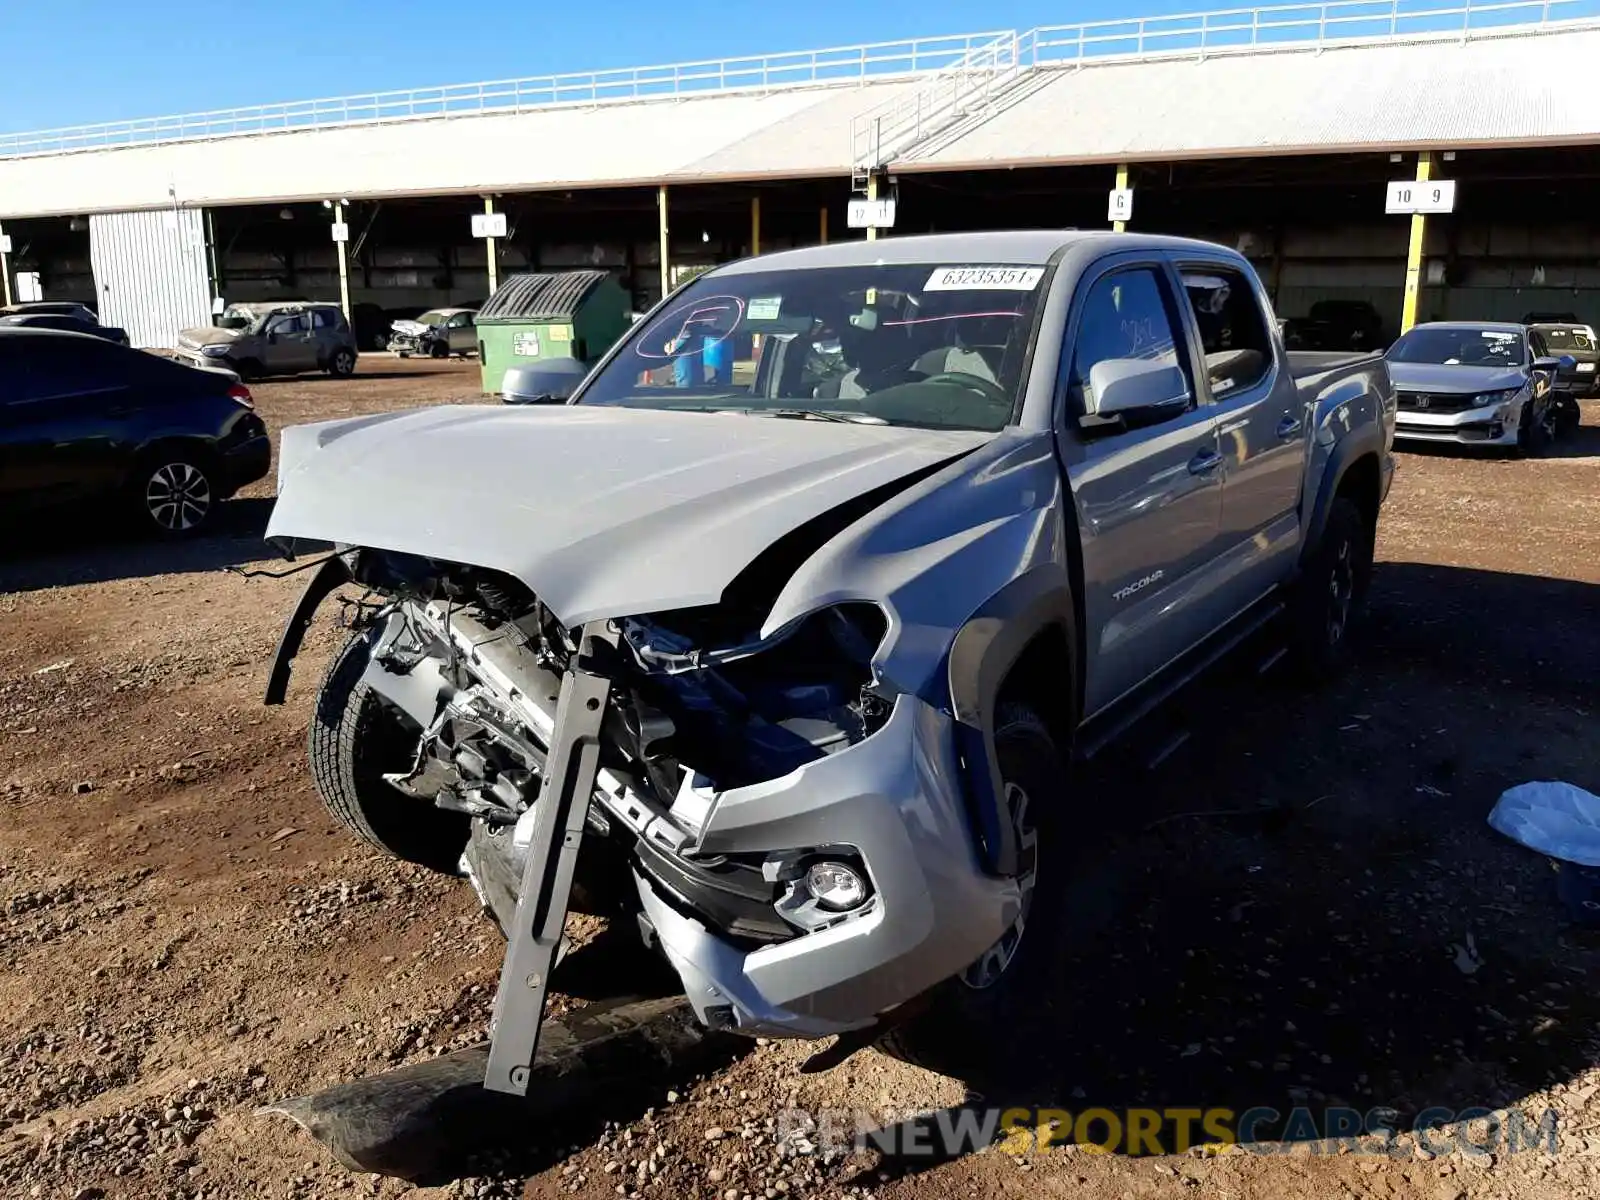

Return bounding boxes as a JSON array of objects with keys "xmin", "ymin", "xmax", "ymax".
[
  {"xmin": 145, "ymin": 462, "xmax": 212, "ymax": 532},
  {"xmin": 958, "ymin": 782, "xmax": 1039, "ymax": 991},
  {"xmin": 1327, "ymin": 534, "xmax": 1355, "ymax": 648}
]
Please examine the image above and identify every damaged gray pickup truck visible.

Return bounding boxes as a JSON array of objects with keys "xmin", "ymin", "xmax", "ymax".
[{"xmin": 262, "ymin": 232, "xmax": 1396, "ymax": 1090}]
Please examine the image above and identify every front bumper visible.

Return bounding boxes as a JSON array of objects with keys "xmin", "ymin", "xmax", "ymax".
[
  {"xmin": 219, "ymin": 433, "xmax": 272, "ymax": 496},
  {"xmin": 1394, "ymin": 398, "xmax": 1525, "ymax": 447},
  {"xmin": 634, "ymin": 694, "xmax": 1021, "ymax": 1039}
]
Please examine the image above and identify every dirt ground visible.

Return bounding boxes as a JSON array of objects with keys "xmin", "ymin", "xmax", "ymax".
[{"xmin": 2, "ymin": 356, "xmax": 1598, "ymax": 1200}]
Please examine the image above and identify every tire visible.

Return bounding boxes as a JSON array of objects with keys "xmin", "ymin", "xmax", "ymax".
[
  {"xmin": 131, "ymin": 449, "xmax": 218, "ymax": 537},
  {"xmin": 327, "ymin": 347, "xmax": 358, "ymax": 378},
  {"xmin": 234, "ymin": 358, "xmax": 264, "ymax": 382},
  {"xmin": 877, "ymin": 703, "xmax": 1066, "ymax": 1072},
  {"xmin": 1554, "ymin": 395, "xmax": 1582, "ymax": 438},
  {"xmin": 309, "ymin": 628, "xmax": 470, "ymax": 874},
  {"xmin": 1288, "ymin": 495, "xmax": 1372, "ymax": 681},
  {"xmin": 428, "ymin": 341, "xmax": 448, "ymax": 360}
]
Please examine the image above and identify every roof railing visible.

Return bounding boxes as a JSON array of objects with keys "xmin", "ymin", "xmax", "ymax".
[{"xmin": 0, "ymin": 0, "xmax": 1594, "ymax": 159}]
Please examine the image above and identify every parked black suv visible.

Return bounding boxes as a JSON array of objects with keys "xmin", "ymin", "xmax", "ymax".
[{"xmin": 0, "ymin": 329, "xmax": 271, "ymax": 536}]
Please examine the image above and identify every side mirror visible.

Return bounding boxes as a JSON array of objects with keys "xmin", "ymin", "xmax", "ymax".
[
  {"xmin": 1086, "ymin": 357, "xmax": 1191, "ymax": 422},
  {"xmin": 1532, "ymin": 354, "xmax": 1576, "ymax": 373},
  {"xmin": 501, "ymin": 357, "xmax": 588, "ymax": 405},
  {"xmin": 267, "ymin": 331, "xmax": 279, "ymax": 344}
]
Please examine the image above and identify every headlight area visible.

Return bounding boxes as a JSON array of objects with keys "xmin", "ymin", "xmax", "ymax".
[
  {"xmin": 1473, "ymin": 387, "xmax": 1522, "ymax": 408},
  {"xmin": 633, "ymin": 839, "xmax": 876, "ymax": 944},
  {"xmin": 618, "ymin": 601, "xmax": 895, "ymax": 794}
]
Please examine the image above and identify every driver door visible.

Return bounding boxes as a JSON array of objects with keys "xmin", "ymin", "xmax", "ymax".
[
  {"xmin": 446, "ymin": 312, "xmax": 476, "ymax": 354},
  {"xmin": 263, "ymin": 313, "xmax": 316, "ymax": 372},
  {"xmin": 1056, "ymin": 259, "xmax": 1225, "ymax": 717}
]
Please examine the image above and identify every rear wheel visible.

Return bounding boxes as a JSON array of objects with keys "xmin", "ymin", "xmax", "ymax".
[
  {"xmin": 877, "ymin": 703, "xmax": 1065, "ymax": 1072},
  {"xmin": 132, "ymin": 451, "xmax": 216, "ymax": 537},
  {"xmin": 328, "ymin": 347, "xmax": 357, "ymax": 378},
  {"xmin": 1288, "ymin": 495, "xmax": 1371, "ymax": 680},
  {"xmin": 309, "ymin": 628, "xmax": 470, "ymax": 874}
]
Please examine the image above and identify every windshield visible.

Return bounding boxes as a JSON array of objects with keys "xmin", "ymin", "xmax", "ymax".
[
  {"xmin": 417, "ymin": 310, "xmax": 449, "ymax": 325},
  {"xmin": 218, "ymin": 306, "xmax": 257, "ymax": 330},
  {"xmin": 575, "ymin": 263, "xmax": 1049, "ymax": 431},
  {"xmin": 1387, "ymin": 327, "xmax": 1526, "ymax": 368},
  {"xmin": 1535, "ymin": 327, "xmax": 1593, "ymax": 350}
]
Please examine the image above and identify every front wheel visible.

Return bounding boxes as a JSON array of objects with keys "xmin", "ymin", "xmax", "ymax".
[
  {"xmin": 309, "ymin": 628, "xmax": 470, "ymax": 874},
  {"xmin": 877, "ymin": 703, "xmax": 1065, "ymax": 1072},
  {"xmin": 1288, "ymin": 495, "xmax": 1372, "ymax": 681}
]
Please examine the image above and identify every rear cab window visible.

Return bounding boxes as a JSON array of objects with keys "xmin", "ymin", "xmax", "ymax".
[{"xmin": 1178, "ymin": 267, "xmax": 1274, "ymax": 398}]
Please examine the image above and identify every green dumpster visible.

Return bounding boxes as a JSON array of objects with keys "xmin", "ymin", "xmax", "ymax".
[{"xmin": 475, "ymin": 270, "xmax": 632, "ymax": 395}]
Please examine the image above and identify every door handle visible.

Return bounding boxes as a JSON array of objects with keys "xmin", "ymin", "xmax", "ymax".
[
  {"xmin": 1188, "ymin": 448, "xmax": 1223, "ymax": 476},
  {"xmin": 1276, "ymin": 414, "xmax": 1303, "ymax": 439}
]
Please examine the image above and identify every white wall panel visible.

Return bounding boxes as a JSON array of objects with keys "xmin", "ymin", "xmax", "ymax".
[{"xmin": 89, "ymin": 209, "xmax": 212, "ymax": 349}]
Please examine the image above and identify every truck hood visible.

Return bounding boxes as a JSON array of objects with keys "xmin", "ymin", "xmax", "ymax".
[
  {"xmin": 267, "ymin": 404, "xmax": 989, "ymax": 627},
  {"xmin": 1385, "ymin": 361, "xmax": 1527, "ymax": 393},
  {"xmin": 177, "ymin": 325, "xmax": 244, "ymax": 349},
  {"xmin": 390, "ymin": 319, "xmax": 434, "ymax": 336}
]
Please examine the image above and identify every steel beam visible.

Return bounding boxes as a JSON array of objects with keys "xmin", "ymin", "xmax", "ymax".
[{"xmin": 483, "ymin": 622, "xmax": 617, "ymax": 1096}]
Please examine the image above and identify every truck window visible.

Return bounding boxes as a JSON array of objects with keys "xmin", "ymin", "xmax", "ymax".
[
  {"xmin": 1067, "ymin": 267, "xmax": 1190, "ymax": 420},
  {"xmin": 1179, "ymin": 268, "xmax": 1272, "ymax": 398}
]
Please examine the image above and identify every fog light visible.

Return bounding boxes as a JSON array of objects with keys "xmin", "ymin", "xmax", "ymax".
[{"xmin": 806, "ymin": 862, "xmax": 867, "ymax": 911}]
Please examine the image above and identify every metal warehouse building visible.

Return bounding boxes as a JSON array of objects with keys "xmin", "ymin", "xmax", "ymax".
[{"xmin": 4, "ymin": 0, "xmax": 1600, "ymax": 348}]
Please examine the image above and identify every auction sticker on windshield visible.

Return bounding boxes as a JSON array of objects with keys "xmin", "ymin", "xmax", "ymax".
[{"xmin": 925, "ymin": 266, "xmax": 1045, "ymax": 291}]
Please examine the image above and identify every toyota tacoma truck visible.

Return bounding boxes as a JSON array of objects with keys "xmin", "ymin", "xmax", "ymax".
[{"xmin": 261, "ymin": 232, "xmax": 1396, "ymax": 1087}]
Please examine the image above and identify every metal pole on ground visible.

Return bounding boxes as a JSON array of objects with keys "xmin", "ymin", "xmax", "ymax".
[
  {"xmin": 750, "ymin": 194, "xmax": 761, "ymax": 257},
  {"xmin": 1113, "ymin": 163, "xmax": 1130, "ymax": 233},
  {"xmin": 1401, "ymin": 152, "xmax": 1432, "ymax": 335},
  {"xmin": 819, "ymin": 205, "xmax": 828, "ymax": 245},
  {"xmin": 866, "ymin": 174, "xmax": 879, "ymax": 243},
  {"xmin": 483, "ymin": 196, "xmax": 499, "ymax": 296},
  {"xmin": 658, "ymin": 185, "xmax": 670, "ymax": 300}
]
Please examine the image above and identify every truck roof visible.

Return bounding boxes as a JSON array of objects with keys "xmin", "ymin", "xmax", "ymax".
[{"xmin": 712, "ymin": 230, "xmax": 1245, "ymax": 275}]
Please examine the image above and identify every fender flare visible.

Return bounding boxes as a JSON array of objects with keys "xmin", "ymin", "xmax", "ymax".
[
  {"xmin": 945, "ymin": 567, "xmax": 1078, "ymax": 877},
  {"xmin": 263, "ymin": 554, "xmax": 351, "ymax": 705},
  {"xmin": 1301, "ymin": 420, "xmax": 1383, "ymax": 564}
]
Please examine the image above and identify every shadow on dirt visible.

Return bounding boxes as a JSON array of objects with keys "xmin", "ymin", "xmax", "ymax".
[
  {"xmin": 0, "ymin": 498, "xmax": 333, "ymax": 593},
  {"xmin": 852, "ymin": 560, "xmax": 1599, "ymax": 1176}
]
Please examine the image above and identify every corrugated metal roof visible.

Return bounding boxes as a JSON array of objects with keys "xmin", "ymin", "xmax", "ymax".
[
  {"xmin": 908, "ymin": 29, "xmax": 1600, "ymax": 169},
  {"xmin": 477, "ymin": 271, "xmax": 608, "ymax": 321},
  {"xmin": 1, "ymin": 26, "xmax": 1598, "ymax": 218}
]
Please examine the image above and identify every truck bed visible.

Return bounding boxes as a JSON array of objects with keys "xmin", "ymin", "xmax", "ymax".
[{"xmin": 1286, "ymin": 349, "xmax": 1385, "ymax": 379}]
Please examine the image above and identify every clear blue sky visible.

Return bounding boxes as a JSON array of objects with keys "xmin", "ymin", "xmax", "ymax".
[{"xmin": 0, "ymin": 0, "xmax": 1198, "ymax": 134}]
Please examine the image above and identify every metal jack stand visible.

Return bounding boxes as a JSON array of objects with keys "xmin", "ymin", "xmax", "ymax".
[{"xmin": 484, "ymin": 621, "xmax": 618, "ymax": 1096}]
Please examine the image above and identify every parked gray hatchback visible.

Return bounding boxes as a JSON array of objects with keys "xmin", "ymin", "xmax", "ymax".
[{"xmin": 176, "ymin": 301, "xmax": 358, "ymax": 380}]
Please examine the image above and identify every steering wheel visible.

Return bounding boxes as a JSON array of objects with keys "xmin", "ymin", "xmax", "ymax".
[{"xmin": 922, "ymin": 371, "xmax": 1012, "ymax": 406}]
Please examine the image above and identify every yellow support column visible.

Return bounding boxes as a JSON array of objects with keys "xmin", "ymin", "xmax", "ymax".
[
  {"xmin": 819, "ymin": 205, "xmax": 828, "ymax": 245},
  {"xmin": 1112, "ymin": 163, "xmax": 1130, "ymax": 233},
  {"xmin": 483, "ymin": 196, "xmax": 499, "ymax": 296},
  {"xmin": 333, "ymin": 202, "xmax": 351, "ymax": 322},
  {"xmin": 750, "ymin": 195, "xmax": 761, "ymax": 258},
  {"xmin": 1401, "ymin": 152, "xmax": 1432, "ymax": 335},
  {"xmin": 866, "ymin": 174, "xmax": 879, "ymax": 243},
  {"xmin": 658, "ymin": 185, "xmax": 670, "ymax": 300}
]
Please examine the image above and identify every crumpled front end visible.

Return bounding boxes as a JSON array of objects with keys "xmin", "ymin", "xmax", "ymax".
[
  {"xmin": 386, "ymin": 320, "xmax": 437, "ymax": 355},
  {"xmin": 633, "ymin": 693, "xmax": 1020, "ymax": 1037}
]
